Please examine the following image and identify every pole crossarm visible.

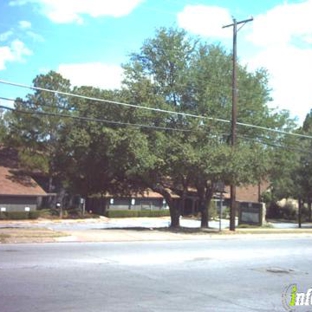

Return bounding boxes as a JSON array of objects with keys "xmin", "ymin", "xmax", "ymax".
[{"xmin": 222, "ymin": 17, "xmax": 253, "ymax": 30}]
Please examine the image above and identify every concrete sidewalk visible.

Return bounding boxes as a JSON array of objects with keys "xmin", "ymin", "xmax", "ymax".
[
  {"xmin": 56, "ymin": 228, "xmax": 312, "ymax": 243},
  {"xmin": 1, "ymin": 217, "xmax": 312, "ymax": 243}
]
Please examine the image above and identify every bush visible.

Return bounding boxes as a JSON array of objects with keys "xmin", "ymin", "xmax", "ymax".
[
  {"xmin": 266, "ymin": 202, "xmax": 297, "ymax": 220},
  {"xmin": 0, "ymin": 212, "xmax": 7, "ymax": 220},
  {"xmin": 138, "ymin": 210, "xmax": 170, "ymax": 217},
  {"xmin": 266, "ymin": 203, "xmax": 282, "ymax": 219},
  {"xmin": 222, "ymin": 207, "xmax": 230, "ymax": 219},
  {"xmin": 302, "ymin": 206, "xmax": 312, "ymax": 222},
  {"xmin": 0, "ymin": 210, "xmax": 41, "ymax": 220},
  {"xmin": 29, "ymin": 211, "xmax": 40, "ymax": 219},
  {"xmin": 37, "ymin": 209, "xmax": 56, "ymax": 218},
  {"xmin": 2, "ymin": 211, "xmax": 29, "ymax": 220},
  {"xmin": 282, "ymin": 204, "xmax": 297, "ymax": 220},
  {"xmin": 65, "ymin": 208, "xmax": 82, "ymax": 218},
  {"xmin": 105, "ymin": 209, "xmax": 170, "ymax": 218},
  {"xmin": 105, "ymin": 210, "xmax": 138, "ymax": 218},
  {"xmin": 209, "ymin": 201, "xmax": 218, "ymax": 220}
]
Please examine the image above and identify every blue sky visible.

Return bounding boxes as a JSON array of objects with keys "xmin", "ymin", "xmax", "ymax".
[{"xmin": 0, "ymin": 0, "xmax": 311, "ymax": 125}]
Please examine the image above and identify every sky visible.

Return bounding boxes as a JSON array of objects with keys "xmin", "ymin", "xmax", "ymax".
[{"xmin": 0, "ymin": 0, "xmax": 311, "ymax": 125}]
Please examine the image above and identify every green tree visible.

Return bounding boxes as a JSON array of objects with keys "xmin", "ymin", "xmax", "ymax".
[
  {"xmin": 55, "ymin": 86, "xmax": 156, "ymax": 202},
  {"xmin": 296, "ymin": 110, "xmax": 312, "ymax": 221},
  {"xmin": 0, "ymin": 109, "xmax": 8, "ymax": 143},
  {"xmin": 8, "ymin": 71, "xmax": 71, "ymax": 201},
  {"xmin": 122, "ymin": 27, "xmax": 199, "ymax": 227},
  {"xmin": 123, "ymin": 27, "xmax": 281, "ymax": 228}
]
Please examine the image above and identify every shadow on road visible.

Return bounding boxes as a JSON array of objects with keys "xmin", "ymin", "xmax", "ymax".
[{"xmin": 96, "ymin": 226, "xmax": 220, "ymax": 234}]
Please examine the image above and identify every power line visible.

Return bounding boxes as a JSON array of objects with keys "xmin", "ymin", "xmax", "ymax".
[
  {"xmin": 1, "ymin": 78, "xmax": 312, "ymax": 140},
  {"xmin": 0, "ymin": 78, "xmax": 210, "ymax": 118},
  {"xmin": 0, "ymin": 105, "xmax": 193, "ymax": 132},
  {"xmin": 237, "ymin": 133, "xmax": 312, "ymax": 156},
  {"xmin": 3, "ymin": 104, "xmax": 312, "ymax": 155}
]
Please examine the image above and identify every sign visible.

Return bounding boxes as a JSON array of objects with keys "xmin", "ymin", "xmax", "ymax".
[
  {"xmin": 282, "ymin": 284, "xmax": 312, "ymax": 311},
  {"xmin": 238, "ymin": 202, "xmax": 265, "ymax": 226}
]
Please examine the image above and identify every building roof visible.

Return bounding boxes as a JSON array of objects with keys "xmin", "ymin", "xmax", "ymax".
[
  {"xmin": 101, "ymin": 188, "xmax": 179, "ymax": 199},
  {"xmin": 0, "ymin": 166, "xmax": 47, "ymax": 196},
  {"xmin": 222, "ymin": 181, "xmax": 270, "ymax": 203}
]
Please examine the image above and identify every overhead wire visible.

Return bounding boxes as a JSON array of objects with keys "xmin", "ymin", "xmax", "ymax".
[
  {"xmin": 0, "ymin": 105, "xmax": 192, "ymax": 132},
  {"xmin": 1, "ymin": 103, "xmax": 311, "ymax": 154},
  {"xmin": 1, "ymin": 100, "xmax": 309, "ymax": 157},
  {"xmin": 237, "ymin": 133, "xmax": 312, "ymax": 156},
  {"xmin": 1, "ymin": 78, "xmax": 312, "ymax": 140}
]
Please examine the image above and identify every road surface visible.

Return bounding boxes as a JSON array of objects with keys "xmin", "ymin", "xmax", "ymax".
[{"xmin": 0, "ymin": 237, "xmax": 311, "ymax": 311}]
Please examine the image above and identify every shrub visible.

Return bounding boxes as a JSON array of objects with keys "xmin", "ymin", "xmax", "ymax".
[
  {"xmin": 37, "ymin": 209, "xmax": 55, "ymax": 218},
  {"xmin": 138, "ymin": 210, "xmax": 170, "ymax": 217},
  {"xmin": 222, "ymin": 207, "xmax": 230, "ymax": 219},
  {"xmin": 302, "ymin": 206, "xmax": 311, "ymax": 222},
  {"xmin": 65, "ymin": 208, "xmax": 82, "ymax": 218},
  {"xmin": 0, "ymin": 211, "xmax": 41, "ymax": 220},
  {"xmin": 266, "ymin": 203, "xmax": 283, "ymax": 219},
  {"xmin": 266, "ymin": 202, "xmax": 297, "ymax": 220},
  {"xmin": 29, "ymin": 211, "xmax": 40, "ymax": 219},
  {"xmin": 282, "ymin": 204, "xmax": 297, "ymax": 220},
  {"xmin": 208, "ymin": 201, "xmax": 218, "ymax": 220},
  {"xmin": 105, "ymin": 209, "xmax": 170, "ymax": 218},
  {"xmin": 0, "ymin": 212, "xmax": 7, "ymax": 220},
  {"xmin": 105, "ymin": 210, "xmax": 139, "ymax": 218},
  {"xmin": 3, "ymin": 211, "xmax": 30, "ymax": 220}
]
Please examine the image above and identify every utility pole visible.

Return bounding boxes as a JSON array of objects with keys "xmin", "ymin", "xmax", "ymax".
[{"xmin": 223, "ymin": 17, "xmax": 253, "ymax": 231}]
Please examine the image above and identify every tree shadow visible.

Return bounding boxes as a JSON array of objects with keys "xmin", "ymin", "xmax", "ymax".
[
  {"xmin": 6, "ymin": 170, "xmax": 37, "ymax": 188},
  {"xmin": 99, "ymin": 226, "xmax": 219, "ymax": 234}
]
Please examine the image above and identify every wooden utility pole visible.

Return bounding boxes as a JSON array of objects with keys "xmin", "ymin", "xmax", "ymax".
[{"xmin": 223, "ymin": 17, "xmax": 253, "ymax": 231}]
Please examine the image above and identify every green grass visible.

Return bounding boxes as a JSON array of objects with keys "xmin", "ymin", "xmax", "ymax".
[
  {"xmin": 0, "ymin": 228, "xmax": 67, "ymax": 243},
  {"xmin": 0, "ymin": 233, "xmax": 10, "ymax": 243}
]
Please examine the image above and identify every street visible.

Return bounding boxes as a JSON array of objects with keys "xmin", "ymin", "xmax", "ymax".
[{"xmin": 0, "ymin": 237, "xmax": 311, "ymax": 311}]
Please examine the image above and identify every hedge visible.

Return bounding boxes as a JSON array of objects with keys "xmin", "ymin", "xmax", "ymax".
[
  {"xmin": 0, "ymin": 211, "xmax": 40, "ymax": 220},
  {"xmin": 105, "ymin": 209, "xmax": 170, "ymax": 218}
]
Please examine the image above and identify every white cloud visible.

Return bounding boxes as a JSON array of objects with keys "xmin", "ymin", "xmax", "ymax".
[
  {"xmin": 17, "ymin": 20, "xmax": 44, "ymax": 42},
  {"xmin": 9, "ymin": 0, "xmax": 144, "ymax": 24},
  {"xmin": 245, "ymin": 0, "xmax": 312, "ymax": 123},
  {"xmin": 177, "ymin": 5, "xmax": 232, "ymax": 39},
  {"xmin": 11, "ymin": 39, "xmax": 33, "ymax": 61},
  {"xmin": 247, "ymin": 45, "xmax": 312, "ymax": 121},
  {"xmin": 57, "ymin": 62, "xmax": 124, "ymax": 90},
  {"xmin": 247, "ymin": 0, "xmax": 312, "ymax": 48},
  {"xmin": 0, "ymin": 31, "xmax": 14, "ymax": 42},
  {"xmin": 0, "ymin": 40, "xmax": 32, "ymax": 70},
  {"xmin": 26, "ymin": 30, "xmax": 45, "ymax": 42},
  {"xmin": 0, "ymin": 47, "xmax": 14, "ymax": 70},
  {"xmin": 177, "ymin": 1, "xmax": 312, "ymax": 124},
  {"xmin": 19, "ymin": 20, "xmax": 32, "ymax": 29}
]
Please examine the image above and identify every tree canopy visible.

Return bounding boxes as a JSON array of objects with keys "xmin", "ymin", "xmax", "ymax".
[{"xmin": 2, "ymin": 27, "xmax": 305, "ymax": 228}]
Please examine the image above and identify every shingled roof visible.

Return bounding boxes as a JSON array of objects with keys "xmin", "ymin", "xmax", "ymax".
[{"xmin": 0, "ymin": 166, "xmax": 47, "ymax": 196}]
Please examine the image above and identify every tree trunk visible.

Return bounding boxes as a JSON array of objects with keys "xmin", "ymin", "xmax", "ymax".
[
  {"xmin": 200, "ymin": 202, "xmax": 208, "ymax": 228},
  {"xmin": 152, "ymin": 185, "xmax": 180, "ymax": 228},
  {"xmin": 308, "ymin": 201, "xmax": 312, "ymax": 222},
  {"xmin": 200, "ymin": 188, "xmax": 214, "ymax": 229},
  {"xmin": 169, "ymin": 201, "xmax": 180, "ymax": 228},
  {"xmin": 298, "ymin": 198, "xmax": 302, "ymax": 228},
  {"xmin": 47, "ymin": 175, "xmax": 54, "ymax": 208}
]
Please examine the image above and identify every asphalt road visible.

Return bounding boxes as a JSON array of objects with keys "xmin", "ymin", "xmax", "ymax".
[{"xmin": 1, "ymin": 237, "xmax": 311, "ymax": 312}]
